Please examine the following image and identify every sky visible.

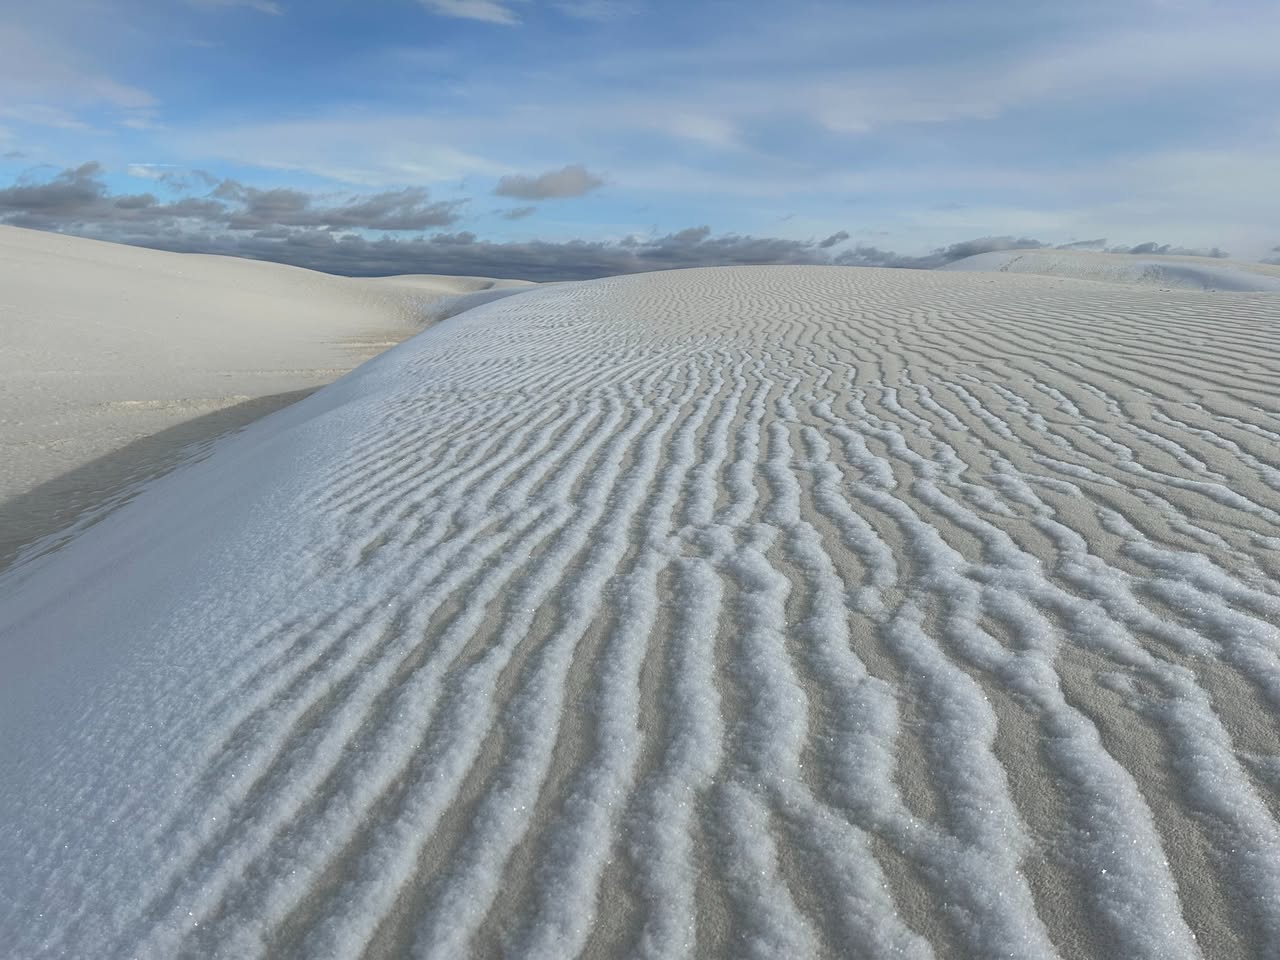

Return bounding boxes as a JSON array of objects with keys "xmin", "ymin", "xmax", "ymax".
[{"xmin": 1, "ymin": 0, "xmax": 1278, "ymax": 279}]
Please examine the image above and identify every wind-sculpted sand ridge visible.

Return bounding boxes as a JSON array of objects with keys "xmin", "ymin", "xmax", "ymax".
[{"xmin": 2, "ymin": 265, "xmax": 1280, "ymax": 959}]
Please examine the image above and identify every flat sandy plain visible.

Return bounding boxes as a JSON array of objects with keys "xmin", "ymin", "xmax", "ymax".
[{"xmin": 2, "ymin": 247, "xmax": 1280, "ymax": 959}]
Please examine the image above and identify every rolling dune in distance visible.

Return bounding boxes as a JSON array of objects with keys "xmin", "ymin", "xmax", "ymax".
[
  {"xmin": 3, "ymin": 262, "xmax": 1280, "ymax": 959},
  {"xmin": 940, "ymin": 246, "xmax": 1280, "ymax": 292},
  {"xmin": 0, "ymin": 224, "xmax": 532, "ymax": 568}
]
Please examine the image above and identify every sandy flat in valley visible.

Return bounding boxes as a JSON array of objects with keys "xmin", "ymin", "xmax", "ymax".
[
  {"xmin": 2, "ymin": 262, "xmax": 1280, "ymax": 959},
  {"xmin": 0, "ymin": 225, "xmax": 531, "ymax": 566}
]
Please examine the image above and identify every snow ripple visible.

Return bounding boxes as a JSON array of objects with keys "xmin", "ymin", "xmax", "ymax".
[{"xmin": 2, "ymin": 265, "xmax": 1280, "ymax": 959}]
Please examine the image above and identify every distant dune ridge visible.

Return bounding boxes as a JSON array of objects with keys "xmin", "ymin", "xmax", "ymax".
[
  {"xmin": 3, "ymin": 252, "xmax": 1280, "ymax": 958},
  {"xmin": 0, "ymin": 225, "xmax": 533, "ymax": 566},
  {"xmin": 941, "ymin": 246, "xmax": 1280, "ymax": 292}
]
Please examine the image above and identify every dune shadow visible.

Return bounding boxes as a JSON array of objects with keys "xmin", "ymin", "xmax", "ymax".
[{"xmin": 0, "ymin": 389, "xmax": 316, "ymax": 575}]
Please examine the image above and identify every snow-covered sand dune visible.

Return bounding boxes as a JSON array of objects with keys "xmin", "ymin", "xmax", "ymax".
[
  {"xmin": 0, "ymin": 225, "xmax": 532, "ymax": 567},
  {"xmin": 3, "ymin": 265, "xmax": 1280, "ymax": 959},
  {"xmin": 941, "ymin": 246, "xmax": 1280, "ymax": 292}
]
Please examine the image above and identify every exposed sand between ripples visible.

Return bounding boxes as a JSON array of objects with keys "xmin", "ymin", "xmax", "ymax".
[
  {"xmin": 0, "ymin": 225, "xmax": 531, "ymax": 565},
  {"xmin": 2, "ymin": 264, "xmax": 1280, "ymax": 959}
]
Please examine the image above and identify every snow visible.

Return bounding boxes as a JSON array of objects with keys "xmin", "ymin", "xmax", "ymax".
[
  {"xmin": 2, "ymin": 263, "xmax": 1280, "ymax": 958},
  {"xmin": 939, "ymin": 247, "xmax": 1280, "ymax": 292},
  {"xmin": 0, "ymin": 224, "xmax": 533, "ymax": 568}
]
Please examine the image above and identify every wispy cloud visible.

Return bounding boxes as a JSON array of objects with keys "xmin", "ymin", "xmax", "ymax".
[
  {"xmin": 415, "ymin": 0, "xmax": 626, "ymax": 24},
  {"xmin": 0, "ymin": 24, "xmax": 155, "ymax": 121},
  {"xmin": 417, "ymin": 0, "xmax": 521, "ymax": 25},
  {"xmin": 172, "ymin": 117, "xmax": 508, "ymax": 187},
  {"xmin": 553, "ymin": 0, "xmax": 637, "ymax": 21},
  {"xmin": 0, "ymin": 103, "xmax": 91, "ymax": 131},
  {"xmin": 185, "ymin": 0, "xmax": 283, "ymax": 14}
]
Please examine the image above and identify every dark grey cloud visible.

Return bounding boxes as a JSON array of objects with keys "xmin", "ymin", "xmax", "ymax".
[
  {"xmin": 1056, "ymin": 238, "xmax": 1231, "ymax": 258},
  {"xmin": 0, "ymin": 162, "xmax": 463, "ymax": 234},
  {"xmin": 60, "ymin": 218, "xmax": 847, "ymax": 281},
  {"xmin": 0, "ymin": 163, "xmax": 1238, "ymax": 282},
  {"xmin": 130, "ymin": 165, "xmax": 222, "ymax": 192},
  {"xmin": 833, "ymin": 235, "xmax": 1235, "ymax": 270},
  {"xmin": 833, "ymin": 235, "xmax": 1047, "ymax": 269},
  {"xmin": 938, "ymin": 235, "xmax": 1048, "ymax": 261},
  {"xmin": 494, "ymin": 164, "xmax": 604, "ymax": 200},
  {"xmin": 214, "ymin": 181, "xmax": 462, "ymax": 231},
  {"xmin": 1112, "ymin": 241, "xmax": 1229, "ymax": 258},
  {"xmin": 0, "ymin": 162, "xmax": 106, "ymax": 224},
  {"xmin": 499, "ymin": 205, "xmax": 537, "ymax": 220}
]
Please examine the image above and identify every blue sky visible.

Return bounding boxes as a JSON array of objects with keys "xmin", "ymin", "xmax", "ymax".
[{"xmin": 1, "ymin": 0, "xmax": 1278, "ymax": 277}]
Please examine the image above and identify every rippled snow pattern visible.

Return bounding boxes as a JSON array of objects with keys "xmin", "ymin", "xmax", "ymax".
[{"xmin": 2, "ymin": 266, "xmax": 1280, "ymax": 959}]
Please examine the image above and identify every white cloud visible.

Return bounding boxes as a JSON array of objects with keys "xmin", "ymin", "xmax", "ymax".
[
  {"xmin": 664, "ymin": 114, "xmax": 740, "ymax": 149},
  {"xmin": 127, "ymin": 163, "xmax": 181, "ymax": 180},
  {"xmin": 417, "ymin": 0, "xmax": 522, "ymax": 24}
]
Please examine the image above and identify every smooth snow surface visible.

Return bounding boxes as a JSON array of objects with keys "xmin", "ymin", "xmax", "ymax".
[
  {"xmin": 3, "ymin": 265, "xmax": 1280, "ymax": 959},
  {"xmin": 0, "ymin": 225, "xmax": 532, "ymax": 566},
  {"xmin": 941, "ymin": 247, "xmax": 1280, "ymax": 292}
]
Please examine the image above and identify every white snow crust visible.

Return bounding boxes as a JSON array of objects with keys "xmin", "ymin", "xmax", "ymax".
[{"xmin": 3, "ymin": 264, "xmax": 1280, "ymax": 959}]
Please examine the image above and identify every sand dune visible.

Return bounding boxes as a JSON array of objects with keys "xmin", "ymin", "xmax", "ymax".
[
  {"xmin": 0, "ymin": 225, "xmax": 532, "ymax": 566},
  {"xmin": 3, "ymin": 265, "xmax": 1280, "ymax": 958},
  {"xmin": 941, "ymin": 246, "xmax": 1280, "ymax": 292}
]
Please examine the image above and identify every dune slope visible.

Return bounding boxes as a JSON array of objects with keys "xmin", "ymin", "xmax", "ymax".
[
  {"xmin": 0, "ymin": 225, "xmax": 532, "ymax": 566},
  {"xmin": 2, "ymin": 266, "xmax": 1280, "ymax": 959}
]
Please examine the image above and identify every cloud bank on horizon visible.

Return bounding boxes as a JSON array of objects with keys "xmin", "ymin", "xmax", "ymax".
[{"xmin": 1, "ymin": 0, "xmax": 1277, "ymax": 277}]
